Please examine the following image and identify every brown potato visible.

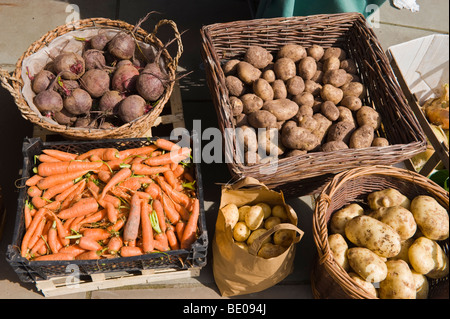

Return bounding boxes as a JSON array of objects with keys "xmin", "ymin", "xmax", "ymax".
[
  {"xmin": 229, "ymin": 96, "xmax": 243, "ymax": 116},
  {"xmin": 297, "ymin": 114, "xmax": 318, "ymax": 132},
  {"xmin": 340, "ymin": 95, "xmax": 362, "ymax": 111},
  {"xmin": 322, "ymin": 56, "xmax": 341, "ymax": 72},
  {"xmin": 347, "ymin": 247, "xmax": 388, "ymax": 283},
  {"xmin": 379, "ymin": 260, "xmax": 416, "ymax": 299},
  {"xmin": 281, "ymin": 126, "xmax": 320, "ymax": 151},
  {"xmin": 327, "ymin": 120, "xmax": 356, "ymax": 143},
  {"xmin": 322, "ymin": 47, "xmax": 346, "ymax": 60},
  {"xmin": 330, "ymin": 203, "xmax": 364, "ymax": 235},
  {"xmin": 295, "ymin": 104, "xmax": 314, "ymax": 121},
  {"xmin": 241, "ymin": 93, "xmax": 264, "ymax": 114},
  {"xmin": 320, "ymin": 100, "xmax": 340, "ymax": 121},
  {"xmin": 235, "ymin": 113, "xmax": 248, "ymax": 127},
  {"xmin": 237, "ymin": 61, "xmax": 262, "ymax": 85},
  {"xmin": 349, "ymin": 125, "xmax": 374, "ymax": 148},
  {"xmin": 286, "ymin": 76, "xmax": 305, "ymax": 96},
  {"xmin": 244, "ymin": 46, "xmax": 273, "ymax": 69},
  {"xmin": 277, "ymin": 44, "xmax": 306, "ymax": 62},
  {"xmin": 225, "ymin": 75, "xmax": 245, "ymax": 96},
  {"xmin": 247, "ymin": 110, "xmax": 278, "ymax": 128},
  {"xmin": 356, "ymin": 106, "xmax": 381, "ymax": 130},
  {"xmin": 292, "ymin": 91, "xmax": 314, "ymax": 108},
  {"xmin": 320, "ymin": 84, "xmax": 344, "ymax": 105},
  {"xmin": 262, "ymin": 98, "xmax": 299, "ymax": 121},
  {"xmin": 304, "ymin": 80, "xmax": 322, "ymax": 96},
  {"xmin": 372, "ymin": 137, "xmax": 389, "ymax": 147},
  {"xmin": 261, "ymin": 68, "xmax": 276, "ymax": 83},
  {"xmin": 298, "ymin": 57, "xmax": 317, "ymax": 81},
  {"xmin": 321, "ymin": 140, "xmax": 349, "ymax": 152},
  {"xmin": 235, "ymin": 125, "xmax": 258, "ymax": 152},
  {"xmin": 222, "ymin": 59, "xmax": 241, "ymax": 75},
  {"xmin": 311, "ymin": 113, "xmax": 333, "ymax": 143},
  {"xmin": 337, "ymin": 106, "xmax": 356, "ymax": 124},
  {"xmin": 340, "ymin": 59, "xmax": 358, "ymax": 74},
  {"xmin": 253, "ymin": 78, "xmax": 274, "ymax": 101},
  {"xmin": 307, "ymin": 44, "xmax": 324, "ymax": 61},
  {"xmin": 341, "ymin": 81, "xmax": 365, "ymax": 99},
  {"xmin": 271, "ymin": 79, "xmax": 288, "ymax": 99},
  {"xmin": 310, "ymin": 70, "xmax": 324, "ymax": 83},
  {"xmin": 322, "ymin": 69, "xmax": 349, "ymax": 88},
  {"xmin": 274, "ymin": 57, "xmax": 296, "ymax": 81}
]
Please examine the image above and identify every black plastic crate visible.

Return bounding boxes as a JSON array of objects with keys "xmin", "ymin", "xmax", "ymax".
[{"xmin": 6, "ymin": 134, "xmax": 208, "ymax": 283}]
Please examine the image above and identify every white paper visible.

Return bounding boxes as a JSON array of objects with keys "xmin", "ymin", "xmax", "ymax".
[{"xmin": 393, "ymin": 0, "xmax": 420, "ymax": 12}]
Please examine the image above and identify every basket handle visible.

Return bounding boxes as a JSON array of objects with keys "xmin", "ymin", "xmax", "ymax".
[
  {"xmin": 0, "ymin": 67, "xmax": 22, "ymax": 99},
  {"xmin": 248, "ymin": 223, "xmax": 304, "ymax": 256},
  {"xmin": 151, "ymin": 19, "xmax": 183, "ymax": 69}
]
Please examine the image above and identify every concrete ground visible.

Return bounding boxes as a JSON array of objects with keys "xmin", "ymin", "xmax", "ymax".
[{"xmin": 0, "ymin": 0, "xmax": 448, "ymax": 301}]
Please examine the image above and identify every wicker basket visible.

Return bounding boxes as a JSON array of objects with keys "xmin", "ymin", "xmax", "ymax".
[
  {"xmin": 0, "ymin": 17, "xmax": 182, "ymax": 140},
  {"xmin": 200, "ymin": 12, "xmax": 427, "ymax": 196},
  {"xmin": 311, "ymin": 165, "xmax": 449, "ymax": 299}
]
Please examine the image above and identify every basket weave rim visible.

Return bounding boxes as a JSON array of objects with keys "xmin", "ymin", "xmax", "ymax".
[
  {"xmin": 312, "ymin": 164, "xmax": 449, "ymax": 299},
  {"xmin": 1, "ymin": 17, "xmax": 183, "ymax": 140}
]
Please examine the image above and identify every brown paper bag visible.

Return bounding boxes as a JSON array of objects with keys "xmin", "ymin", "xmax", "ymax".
[{"xmin": 212, "ymin": 177, "xmax": 304, "ymax": 297}]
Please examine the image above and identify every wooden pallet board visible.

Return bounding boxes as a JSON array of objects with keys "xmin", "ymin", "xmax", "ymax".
[
  {"xmin": 35, "ymin": 267, "xmax": 201, "ymax": 297},
  {"xmin": 33, "ymin": 81, "xmax": 185, "ymax": 141}
]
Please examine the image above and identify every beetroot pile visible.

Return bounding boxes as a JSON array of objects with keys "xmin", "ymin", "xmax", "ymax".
[{"xmin": 30, "ymin": 29, "xmax": 171, "ymax": 130}]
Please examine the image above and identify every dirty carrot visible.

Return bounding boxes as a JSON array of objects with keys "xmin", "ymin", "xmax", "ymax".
[
  {"xmin": 42, "ymin": 149, "xmax": 77, "ymax": 162},
  {"xmin": 99, "ymin": 167, "xmax": 132, "ymax": 200},
  {"xmin": 79, "ymin": 208, "xmax": 107, "ymax": 225},
  {"xmin": 37, "ymin": 169, "xmax": 89, "ymax": 190},
  {"xmin": 154, "ymin": 175, "xmax": 191, "ymax": 207},
  {"xmin": 163, "ymin": 169, "xmax": 181, "ymax": 191},
  {"xmin": 97, "ymin": 170, "xmax": 112, "ymax": 183},
  {"xmin": 172, "ymin": 164, "xmax": 185, "ymax": 178},
  {"xmin": 37, "ymin": 161, "xmax": 103, "ymax": 177},
  {"xmin": 57, "ymin": 197, "xmax": 99, "ymax": 219},
  {"xmin": 171, "ymin": 199, "xmax": 191, "ymax": 221},
  {"xmin": 154, "ymin": 138, "xmax": 181, "ymax": 152},
  {"xmin": 144, "ymin": 147, "xmax": 191, "ymax": 167},
  {"xmin": 140, "ymin": 201, "xmax": 154, "ymax": 253},
  {"xmin": 60, "ymin": 179, "xmax": 87, "ymax": 210},
  {"xmin": 123, "ymin": 194, "xmax": 141, "ymax": 243},
  {"xmin": 161, "ymin": 193, "xmax": 181, "ymax": 224},
  {"xmin": 180, "ymin": 198, "xmax": 199, "ymax": 250},
  {"xmin": 120, "ymin": 246, "xmax": 143, "ymax": 257},
  {"xmin": 34, "ymin": 252, "xmax": 75, "ymax": 261},
  {"xmin": 153, "ymin": 233, "xmax": 170, "ymax": 251},
  {"xmin": 166, "ymin": 224, "xmax": 179, "ymax": 250},
  {"xmin": 78, "ymin": 236, "xmax": 103, "ymax": 251},
  {"xmin": 131, "ymin": 163, "xmax": 171, "ymax": 176}
]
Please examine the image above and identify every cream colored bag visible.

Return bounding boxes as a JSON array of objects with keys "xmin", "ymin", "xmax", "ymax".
[{"xmin": 212, "ymin": 177, "xmax": 304, "ymax": 297}]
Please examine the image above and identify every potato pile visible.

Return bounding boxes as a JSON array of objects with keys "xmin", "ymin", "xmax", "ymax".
[
  {"xmin": 328, "ymin": 188, "xmax": 449, "ymax": 299},
  {"xmin": 29, "ymin": 31, "xmax": 170, "ymax": 130},
  {"xmin": 223, "ymin": 44, "xmax": 388, "ymax": 164},
  {"xmin": 221, "ymin": 202, "xmax": 295, "ymax": 258}
]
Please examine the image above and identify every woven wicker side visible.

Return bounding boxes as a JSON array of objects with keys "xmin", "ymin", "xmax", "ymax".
[
  {"xmin": 200, "ymin": 13, "xmax": 427, "ymax": 195},
  {"xmin": 0, "ymin": 17, "xmax": 183, "ymax": 140},
  {"xmin": 312, "ymin": 165, "xmax": 449, "ymax": 299}
]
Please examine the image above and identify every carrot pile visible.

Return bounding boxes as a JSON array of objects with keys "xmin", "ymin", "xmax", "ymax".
[{"xmin": 20, "ymin": 138, "xmax": 200, "ymax": 261}]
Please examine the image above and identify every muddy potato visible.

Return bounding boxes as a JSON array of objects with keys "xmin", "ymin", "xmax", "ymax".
[
  {"xmin": 307, "ymin": 44, "xmax": 324, "ymax": 61},
  {"xmin": 295, "ymin": 104, "xmax": 314, "ymax": 121},
  {"xmin": 261, "ymin": 68, "xmax": 276, "ymax": 83},
  {"xmin": 240, "ymin": 93, "xmax": 264, "ymax": 114},
  {"xmin": 237, "ymin": 61, "xmax": 262, "ymax": 85},
  {"xmin": 327, "ymin": 121, "xmax": 355, "ymax": 144},
  {"xmin": 328, "ymin": 233, "xmax": 350, "ymax": 271},
  {"xmin": 286, "ymin": 76, "xmax": 305, "ymax": 96},
  {"xmin": 337, "ymin": 106, "xmax": 356, "ymax": 124},
  {"xmin": 221, "ymin": 203, "xmax": 240, "ymax": 229},
  {"xmin": 248, "ymin": 110, "xmax": 278, "ymax": 129},
  {"xmin": 274, "ymin": 57, "xmax": 296, "ymax": 81},
  {"xmin": 235, "ymin": 113, "xmax": 248, "ymax": 127},
  {"xmin": 330, "ymin": 203, "xmax": 364, "ymax": 235},
  {"xmin": 271, "ymin": 79, "xmax": 288, "ymax": 99},
  {"xmin": 322, "ymin": 69, "xmax": 349, "ymax": 88},
  {"xmin": 347, "ymin": 247, "xmax": 388, "ymax": 283},
  {"xmin": 310, "ymin": 69, "xmax": 324, "ymax": 83},
  {"xmin": 320, "ymin": 100, "xmax": 340, "ymax": 121},
  {"xmin": 244, "ymin": 46, "xmax": 273, "ymax": 69},
  {"xmin": 340, "ymin": 95, "xmax": 362, "ymax": 111},
  {"xmin": 274, "ymin": 229, "xmax": 295, "ymax": 247},
  {"xmin": 411, "ymin": 270, "xmax": 429, "ymax": 299},
  {"xmin": 298, "ymin": 57, "xmax": 317, "ymax": 81},
  {"xmin": 340, "ymin": 59, "xmax": 358, "ymax": 74},
  {"xmin": 322, "ymin": 56, "xmax": 341, "ymax": 73},
  {"xmin": 372, "ymin": 137, "xmax": 389, "ymax": 147},
  {"xmin": 277, "ymin": 44, "xmax": 306, "ymax": 62},
  {"xmin": 311, "ymin": 113, "xmax": 333, "ymax": 143},
  {"xmin": 321, "ymin": 84, "xmax": 343, "ymax": 105},
  {"xmin": 247, "ymin": 228, "xmax": 271, "ymax": 247},
  {"xmin": 262, "ymin": 98, "xmax": 299, "ymax": 121},
  {"xmin": 222, "ymin": 59, "xmax": 241, "ymax": 75},
  {"xmin": 226, "ymin": 75, "xmax": 245, "ymax": 97},
  {"xmin": 410, "ymin": 195, "xmax": 449, "ymax": 241},
  {"xmin": 369, "ymin": 206, "xmax": 417, "ymax": 241},
  {"xmin": 349, "ymin": 125, "xmax": 374, "ymax": 149},
  {"xmin": 282, "ymin": 126, "xmax": 320, "ymax": 151},
  {"xmin": 235, "ymin": 125, "xmax": 258, "ymax": 152},
  {"xmin": 323, "ymin": 47, "xmax": 346, "ymax": 60},
  {"xmin": 304, "ymin": 80, "xmax": 322, "ymax": 96},
  {"xmin": 409, "ymin": 237, "xmax": 449, "ymax": 278},
  {"xmin": 245, "ymin": 205, "xmax": 265, "ymax": 230},
  {"xmin": 229, "ymin": 96, "xmax": 244, "ymax": 116},
  {"xmin": 253, "ymin": 78, "xmax": 274, "ymax": 101},
  {"xmin": 233, "ymin": 221, "xmax": 251, "ymax": 242},
  {"xmin": 258, "ymin": 128, "xmax": 285, "ymax": 156},
  {"xmin": 348, "ymin": 272, "xmax": 378, "ymax": 297},
  {"xmin": 367, "ymin": 188, "xmax": 411, "ymax": 210},
  {"xmin": 321, "ymin": 141, "xmax": 348, "ymax": 152},
  {"xmin": 379, "ymin": 260, "xmax": 416, "ymax": 299},
  {"xmin": 341, "ymin": 81, "xmax": 365, "ymax": 99},
  {"xmin": 258, "ymin": 242, "xmax": 286, "ymax": 259},
  {"xmin": 345, "ymin": 215, "xmax": 402, "ymax": 258},
  {"xmin": 356, "ymin": 106, "xmax": 381, "ymax": 130}
]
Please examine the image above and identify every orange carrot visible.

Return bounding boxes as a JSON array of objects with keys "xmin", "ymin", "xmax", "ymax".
[
  {"xmin": 49, "ymin": 212, "xmax": 70, "ymax": 246},
  {"xmin": 107, "ymin": 236, "xmax": 123, "ymax": 255},
  {"xmin": 42, "ymin": 149, "xmax": 77, "ymax": 162},
  {"xmin": 57, "ymin": 197, "xmax": 99, "ymax": 219},
  {"xmin": 123, "ymin": 194, "xmax": 141, "ymax": 243},
  {"xmin": 131, "ymin": 163, "xmax": 171, "ymax": 176},
  {"xmin": 48, "ymin": 221, "xmax": 61, "ymax": 253},
  {"xmin": 27, "ymin": 186, "xmax": 42, "ymax": 198},
  {"xmin": 24, "ymin": 203, "xmax": 33, "ymax": 229},
  {"xmin": 43, "ymin": 200, "xmax": 61, "ymax": 211},
  {"xmin": 99, "ymin": 167, "xmax": 132, "ymax": 200},
  {"xmin": 31, "ymin": 196, "xmax": 47, "ymax": 209},
  {"xmin": 86, "ymin": 179, "xmax": 100, "ymax": 198},
  {"xmin": 154, "ymin": 138, "xmax": 181, "ymax": 152},
  {"xmin": 78, "ymin": 236, "xmax": 102, "ymax": 251},
  {"xmin": 77, "ymin": 148, "xmax": 119, "ymax": 161},
  {"xmin": 69, "ymin": 215, "xmax": 86, "ymax": 232},
  {"xmin": 37, "ymin": 154, "xmax": 62, "ymax": 163},
  {"xmin": 98, "ymin": 194, "xmax": 121, "ymax": 208},
  {"xmin": 99, "ymin": 157, "xmax": 133, "ymax": 172},
  {"xmin": 152, "ymin": 199, "xmax": 167, "ymax": 233},
  {"xmin": 79, "ymin": 209, "xmax": 107, "ymax": 225},
  {"xmin": 171, "ymin": 200, "xmax": 191, "ymax": 221},
  {"xmin": 76, "ymin": 250, "xmax": 102, "ymax": 260},
  {"xmin": 25, "ymin": 174, "xmax": 43, "ymax": 187},
  {"xmin": 154, "ymin": 175, "xmax": 191, "ymax": 208},
  {"xmin": 161, "ymin": 193, "xmax": 181, "ymax": 224},
  {"xmin": 166, "ymin": 224, "xmax": 179, "ymax": 250},
  {"xmin": 144, "ymin": 147, "xmax": 191, "ymax": 166},
  {"xmin": 120, "ymin": 246, "xmax": 143, "ymax": 257},
  {"xmin": 54, "ymin": 179, "xmax": 84, "ymax": 202},
  {"xmin": 175, "ymin": 220, "xmax": 186, "ymax": 242},
  {"xmin": 58, "ymin": 244, "xmax": 86, "ymax": 257},
  {"xmin": 21, "ymin": 208, "xmax": 47, "ymax": 257},
  {"xmin": 34, "ymin": 252, "xmax": 75, "ymax": 261},
  {"xmin": 163, "ymin": 169, "xmax": 181, "ymax": 191},
  {"xmin": 97, "ymin": 170, "xmax": 112, "ymax": 183},
  {"xmin": 153, "ymin": 233, "xmax": 170, "ymax": 251},
  {"xmin": 82, "ymin": 228, "xmax": 111, "ymax": 241},
  {"xmin": 37, "ymin": 161, "xmax": 103, "ymax": 177},
  {"xmin": 140, "ymin": 201, "xmax": 154, "ymax": 253},
  {"xmin": 180, "ymin": 198, "xmax": 199, "ymax": 250},
  {"xmin": 183, "ymin": 171, "xmax": 195, "ymax": 183},
  {"xmin": 37, "ymin": 170, "xmax": 89, "ymax": 190},
  {"xmin": 42, "ymin": 180, "xmax": 76, "ymax": 200},
  {"xmin": 105, "ymin": 202, "xmax": 118, "ymax": 223},
  {"xmin": 144, "ymin": 183, "xmax": 162, "ymax": 200},
  {"xmin": 28, "ymin": 217, "xmax": 48, "ymax": 252},
  {"xmin": 172, "ymin": 164, "xmax": 185, "ymax": 178},
  {"xmin": 117, "ymin": 145, "xmax": 158, "ymax": 159}
]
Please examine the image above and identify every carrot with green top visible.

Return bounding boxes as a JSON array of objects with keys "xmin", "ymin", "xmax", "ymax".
[
  {"xmin": 99, "ymin": 167, "xmax": 132, "ymax": 200},
  {"xmin": 54, "ymin": 179, "xmax": 84, "ymax": 202},
  {"xmin": 27, "ymin": 186, "xmax": 42, "ymax": 198},
  {"xmin": 152, "ymin": 199, "xmax": 167, "ymax": 233},
  {"xmin": 37, "ymin": 170, "xmax": 89, "ymax": 190}
]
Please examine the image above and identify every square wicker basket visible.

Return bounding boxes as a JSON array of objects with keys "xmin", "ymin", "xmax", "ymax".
[{"xmin": 200, "ymin": 12, "xmax": 427, "ymax": 196}]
